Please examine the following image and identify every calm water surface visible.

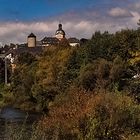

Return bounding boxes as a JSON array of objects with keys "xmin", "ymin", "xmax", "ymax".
[{"xmin": 0, "ymin": 107, "xmax": 41, "ymax": 139}]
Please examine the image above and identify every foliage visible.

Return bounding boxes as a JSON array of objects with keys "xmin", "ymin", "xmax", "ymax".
[
  {"xmin": 7, "ymin": 56, "xmax": 38, "ymax": 110},
  {"xmin": 0, "ymin": 58, "xmax": 5, "ymax": 83},
  {"xmin": 4, "ymin": 28, "xmax": 140, "ymax": 110},
  {"xmin": 84, "ymin": 93, "xmax": 140, "ymax": 140},
  {"xmin": 34, "ymin": 90, "xmax": 140, "ymax": 140},
  {"xmin": 17, "ymin": 52, "xmax": 36, "ymax": 65},
  {"xmin": 2, "ymin": 28, "xmax": 140, "ymax": 139}
]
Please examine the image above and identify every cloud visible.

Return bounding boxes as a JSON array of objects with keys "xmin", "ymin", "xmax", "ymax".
[
  {"xmin": 0, "ymin": 21, "xmax": 96, "ymax": 44},
  {"xmin": 0, "ymin": 1, "xmax": 140, "ymax": 45},
  {"xmin": 128, "ymin": 1, "xmax": 140, "ymax": 14},
  {"xmin": 108, "ymin": 7, "xmax": 133, "ymax": 18},
  {"xmin": 0, "ymin": 21, "xmax": 59, "ymax": 44},
  {"xmin": 0, "ymin": 16, "xmax": 137, "ymax": 45},
  {"xmin": 132, "ymin": 1, "xmax": 140, "ymax": 9}
]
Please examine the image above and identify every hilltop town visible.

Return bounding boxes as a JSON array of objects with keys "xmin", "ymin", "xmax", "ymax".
[
  {"xmin": 0, "ymin": 24, "xmax": 87, "ymax": 73},
  {"xmin": 0, "ymin": 0, "xmax": 140, "ymax": 139},
  {"xmin": 0, "ymin": 24, "xmax": 140, "ymax": 139}
]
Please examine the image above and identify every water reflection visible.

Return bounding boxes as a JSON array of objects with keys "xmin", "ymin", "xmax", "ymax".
[{"xmin": 0, "ymin": 107, "xmax": 41, "ymax": 139}]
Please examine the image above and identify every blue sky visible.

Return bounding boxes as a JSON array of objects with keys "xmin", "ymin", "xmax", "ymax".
[
  {"xmin": 0, "ymin": 0, "xmax": 140, "ymax": 44},
  {"xmin": 0, "ymin": 0, "xmax": 94, "ymax": 21},
  {"xmin": 0, "ymin": 0, "xmax": 131, "ymax": 21}
]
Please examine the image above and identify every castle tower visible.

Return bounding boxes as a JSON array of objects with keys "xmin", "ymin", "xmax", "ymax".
[
  {"xmin": 55, "ymin": 24, "xmax": 65, "ymax": 40},
  {"xmin": 27, "ymin": 33, "xmax": 36, "ymax": 47}
]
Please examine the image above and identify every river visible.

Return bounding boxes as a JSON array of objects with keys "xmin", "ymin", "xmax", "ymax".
[{"xmin": 0, "ymin": 107, "xmax": 41, "ymax": 139}]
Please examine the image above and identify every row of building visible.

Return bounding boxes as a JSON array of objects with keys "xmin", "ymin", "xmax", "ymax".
[{"xmin": 27, "ymin": 23, "xmax": 80, "ymax": 48}]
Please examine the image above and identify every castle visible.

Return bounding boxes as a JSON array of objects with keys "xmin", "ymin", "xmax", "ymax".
[{"xmin": 27, "ymin": 23, "xmax": 80, "ymax": 48}]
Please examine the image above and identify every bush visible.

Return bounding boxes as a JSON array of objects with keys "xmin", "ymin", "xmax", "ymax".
[{"xmin": 34, "ymin": 89, "xmax": 140, "ymax": 140}]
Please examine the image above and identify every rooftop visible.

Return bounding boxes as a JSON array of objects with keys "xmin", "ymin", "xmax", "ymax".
[
  {"xmin": 28, "ymin": 33, "xmax": 36, "ymax": 38},
  {"xmin": 68, "ymin": 38, "xmax": 80, "ymax": 43}
]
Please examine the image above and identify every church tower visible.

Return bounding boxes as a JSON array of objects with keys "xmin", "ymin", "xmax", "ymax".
[{"xmin": 55, "ymin": 24, "xmax": 65, "ymax": 40}]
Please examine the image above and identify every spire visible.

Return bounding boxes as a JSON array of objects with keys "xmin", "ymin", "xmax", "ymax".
[
  {"xmin": 58, "ymin": 24, "xmax": 62, "ymax": 30},
  {"xmin": 55, "ymin": 23, "xmax": 65, "ymax": 40}
]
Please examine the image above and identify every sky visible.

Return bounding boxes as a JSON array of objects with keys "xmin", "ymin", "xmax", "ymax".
[{"xmin": 0, "ymin": 0, "xmax": 140, "ymax": 44}]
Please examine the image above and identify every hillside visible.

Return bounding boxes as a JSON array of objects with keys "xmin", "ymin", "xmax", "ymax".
[{"xmin": 0, "ymin": 29, "xmax": 140, "ymax": 139}]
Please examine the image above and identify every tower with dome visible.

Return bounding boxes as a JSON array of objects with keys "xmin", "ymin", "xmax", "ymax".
[{"xmin": 55, "ymin": 24, "xmax": 65, "ymax": 40}]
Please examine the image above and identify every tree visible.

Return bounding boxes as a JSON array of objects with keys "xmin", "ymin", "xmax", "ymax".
[
  {"xmin": 137, "ymin": 19, "xmax": 140, "ymax": 28},
  {"xmin": 84, "ymin": 93, "xmax": 140, "ymax": 140},
  {"xmin": 59, "ymin": 38, "xmax": 70, "ymax": 48},
  {"xmin": 0, "ymin": 58, "xmax": 5, "ymax": 83},
  {"xmin": 17, "ymin": 52, "xmax": 36, "ymax": 65}
]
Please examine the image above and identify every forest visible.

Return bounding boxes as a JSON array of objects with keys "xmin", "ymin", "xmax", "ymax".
[{"xmin": 0, "ymin": 28, "xmax": 140, "ymax": 139}]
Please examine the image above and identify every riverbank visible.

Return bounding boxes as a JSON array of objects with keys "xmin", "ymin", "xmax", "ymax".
[
  {"xmin": 0, "ymin": 84, "xmax": 42, "ymax": 112},
  {"xmin": 0, "ymin": 106, "xmax": 42, "ymax": 139}
]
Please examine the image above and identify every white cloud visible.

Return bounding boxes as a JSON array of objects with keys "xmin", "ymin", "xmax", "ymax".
[
  {"xmin": 0, "ymin": 21, "xmax": 58, "ymax": 44},
  {"xmin": 0, "ymin": 17, "xmax": 138, "ymax": 45},
  {"xmin": 1, "ymin": 2, "xmax": 140, "ymax": 45},
  {"xmin": 108, "ymin": 7, "xmax": 132, "ymax": 18},
  {"xmin": 132, "ymin": 2, "xmax": 140, "ymax": 9},
  {"xmin": 0, "ymin": 21, "xmax": 111, "ymax": 44}
]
